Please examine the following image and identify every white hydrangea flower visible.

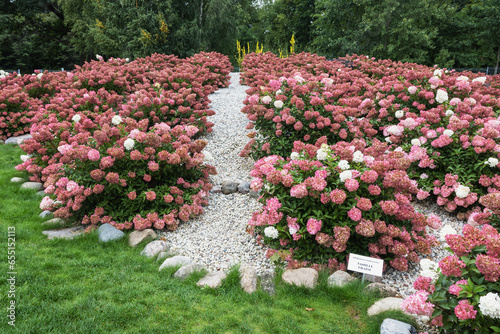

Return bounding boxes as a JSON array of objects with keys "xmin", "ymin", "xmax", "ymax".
[
  {"xmin": 72, "ymin": 114, "xmax": 81, "ymax": 123},
  {"xmin": 486, "ymin": 157, "xmax": 499, "ymax": 167},
  {"xmin": 408, "ymin": 86, "xmax": 417, "ymax": 94},
  {"xmin": 443, "ymin": 129, "xmax": 454, "ymax": 137},
  {"xmin": 111, "ymin": 115, "xmax": 122, "ymax": 125},
  {"xmin": 261, "ymin": 96, "xmax": 272, "ymax": 104},
  {"xmin": 445, "ymin": 109, "xmax": 454, "ymax": 117},
  {"xmin": 352, "ymin": 150, "xmax": 364, "ymax": 163},
  {"xmin": 385, "ymin": 137, "xmax": 392, "ymax": 143},
  {"xmin": 439, "ymin": 224, "xmax": 457, "ymax": 243},
  {"xmin": 125, "ymin": 58, "xmax": 130, "ymax": 62},
  {"xmin": 276, "ymin": 89, "xmax": 282, "ymax": 95},
  {"xmin": 338, "ymin": 160, "xmax": 350, "ymax": 170},
  {"xmin": 420, "ymin": 173, "xmax": 429, "ymax": 180},
  {"xmin": 264, "ymin": 226, "xmax": 279, "ymax": 239},
  {"xmin": 433, "ymin": 69, "xmax": 443, "ymax": 77},
  {"xmin": 339, "ymin": 170, "xmax": 353, "ymax": 182},
  {"xmin": 274, "ymin": 100, "xmax": 284, "ymax": 109},
  {"xmin": 20, "ymin": 154, "xmax": 30, "ymax": 162},
  {"xmin": 479, "ymin": 293, "xmax": 500, "ymax": 319},
  {"xmin": 290, "ymin": 152, "xmax": 300, "ymax": 160},
  {"xmin": 456, "ymin": 75, "xmax": 469, "ymax": 82},
  {"xmin": 411, "ymin": 139, "xmax": 421, "ymax": 146},
  {"xmin": 316, "ymin": 148, "xmax": 329, "ymax": 161},
  {"xmin": 455, "ymin": 184, "xmax": 470, "ymax": 199},
  {"xmin": 394, "ymin": 110, "xmax": 404, "ymax": 118},
  {"xmin": 436, "ymin": 89, "xmax": 449, "ymax": 103},
  {"xmin": 124, "ymin": 138, "xmax": 135, "ymax": 151},
  {"xmin": 472, "ymin": 76, "xmax": 487, "ymax": 84},
  {"xmin": 289, "ymin": 226, "xmax": 298, "ymax": 235}
]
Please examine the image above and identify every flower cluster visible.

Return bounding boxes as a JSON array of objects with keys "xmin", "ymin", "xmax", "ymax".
[
  {"xmin": 403, "ymin": 223, "xmax": 500, "ymax": 333},
  {"xmin": 11, "ymin": 52, "xmax": 231, "ymax": 230},
  {"xmin": 248, "ymin": 138, "xmax": 439, "ymax": 271}
]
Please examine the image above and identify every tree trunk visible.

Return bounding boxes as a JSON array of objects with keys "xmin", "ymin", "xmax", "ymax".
[{"xmin": 495, "ymin": 45, "xmax": 500, "ymax": 75}]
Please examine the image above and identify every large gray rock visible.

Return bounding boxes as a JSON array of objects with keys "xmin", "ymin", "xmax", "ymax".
[
  {"xmin": 41, "ymin": 218, "xmax": 66, "ymax": 228},
  {"xmin": 21, "ymin": 182, "xmax": 43, "ymax": 191},
  {"xmin": 156, "ymin": 250, "xmax": 174, "ymax": 262},
  {"xmin": 237, "ymin": 182, "xmax": 251, "ymax": 194},
  {"xmin": 259, "ymin": 269, "xmax": 275, "ymax": 295},
  {"xmin": 97, "ymin": 223, "xmax": 125, "ymax": 242},
  {"xmin": 327, "ymin": 270, "xmax": 356, "ymax": 288},
  {"xmin": 282, "ymin": 268, "xmax": 318, "ymax": 289},
  {"xmin": 380, "ymin": 318, "xmax": 417, "ymax": 334},
  {"xmin": 42, "ymin": 226, "xmax": 84, "ymax": 240},
  {"xmin": 364, "ymin": 283, "xmax": 398, "ymax": 297},
  {"xmin": 159, "ymin": 255, "xmax": 192, "ymax": 271},
  {"xmin": 197, "ymin": 271, "xmax": 227, "ymax": 288},
  {"xmin": 5, "ymin": 134, "xmax": 32, "ymax": 145},
  {"xmin": 141, "ymin": 240, "xmax": 169, "ymax": 258},
  {"xmin": 221, "ymin": 180, "xmax": 239, "ymax": 194},
  {"xmin": 367, "ymin": 297, "xmax": 404, "ymax": 316},
  {"xmin": 174, "ymin": 263, "xmax": 206, "ymax": 280},
  {"xmin": 239, "ymin": 263, "xmax": 257, "ymax": 293},
  {"xmin": 210, "ymin": 185, "xmax": 222, "ymax": 194},
  {"xmin": 249, "ymin": 190, "xmax": 261, "ymax": 199},
  {"xmin": 39, "ymin": 210, "xmax": 53, "ymax": 219},
  {"xmin": 128, "ymin": 229, "xmax": 157, "ymax": 247},
  {"xmin": 10, "ymin": 177, "xmax": 24, "ymax": 183}
]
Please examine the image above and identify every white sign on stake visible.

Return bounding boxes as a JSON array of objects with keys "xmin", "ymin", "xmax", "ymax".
[{"xmin": 347, "ymin": 253, "xmax": 384, "ymax": 277}]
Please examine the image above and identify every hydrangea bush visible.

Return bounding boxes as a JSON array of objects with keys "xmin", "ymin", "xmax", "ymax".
[
  {"xmin": 402, "ymin": 224, "xmax": 500, "ymax": 333},
  {"xmin": 9, "ymin": 52, "xmax": 232, "ymax": 231},
  {"xmin": 248, "ymin": 137, "xmax": 441, "ymax": 271}
]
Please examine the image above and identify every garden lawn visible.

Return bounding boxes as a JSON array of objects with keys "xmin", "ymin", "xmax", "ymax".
[{"xmin": 0, "ymin": 144, "xmax": 415, "ymax": 334}]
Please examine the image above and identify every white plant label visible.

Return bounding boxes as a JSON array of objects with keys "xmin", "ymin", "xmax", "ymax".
[{"xmin": 347, "ymin": 253, "xmax": 384, "ymax": 277}]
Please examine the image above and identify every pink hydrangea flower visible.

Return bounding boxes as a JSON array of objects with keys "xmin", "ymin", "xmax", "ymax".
[
  {"xmin": 402, "ymin": 291, "xmax": 434, "ymax": 317},
  {"xmin": 348, "ymin": 207, "xmax": 362, "ymax": 221},
  {"xmin": 454, "ymin": 300, "xmax": 477, "ymax": 320},
  {"xmin": 306, "ymin": 218, "xmax": 322, "ymax": 235}
]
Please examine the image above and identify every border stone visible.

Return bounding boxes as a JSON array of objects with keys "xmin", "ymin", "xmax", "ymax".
[
  {"xmin": 364, "ymin": 283, "xmax": 398, "ymax": 297},
  {"xmin": 327, "ymin": 270, "xmax": 356, "ymax": 288},
  {"xmin": 239, "ymin": 263, "xmax": 257, "ymax": 293},
  {"xmin": 282, "ymin": 268, "xmax": 318, "ymax": 289},
  {"xmin": 196, "ymin": 271, "xmax": 227, "ymax": 288},
  {"xmin": 42, "ymin": 226, "xmax": 84, "ymax": 240},
  {"xmin": 21, "ymin": 182, "xmax": 43, "ymax": 191},
  {"xmin": 41, "ymin": 218, "xmax": 66, "ymax": 228},
  {"xmin": 5, "ymin": 134, "xmax": 32, "ymax": 145},
  {"xmin": 259, "ymin": 269, "xmax": 275, "ymax": 295},
  {"xmin": 159, "ymin": 255, "xmax": 192, "ymax": 271},
  {"xmin": 380, "ymin": 318, "xmax": 417, "ymax": 334},
  {"xmin": 174, "ymin": 263, "xmax": 206, "ymax": 280},
  {"xmin": 97, "ymin": 223, "xmax": 125, "ymax": 242},
  {"xmin": 367, "ymin": 297, "xmax": 404, "ymax": 316},
  {"xmin": 10, "ymin": 177, "xmax": 24, "ymax": 183},
  {"xmin": 140, "ymin": 240, "xmax": 169, "ymax": 258},
  {"xmin": 128, "ymin": 229, "xmax": 157, "ymax": 247}
]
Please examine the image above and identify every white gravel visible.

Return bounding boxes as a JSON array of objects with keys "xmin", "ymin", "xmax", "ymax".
[
  {"xmin": 160, "ymin": 72, "xmax": 466, "ymax": 332},
  {"xmin": 160, "ymin": 73, "xmax": 274, "ymax": 275}
]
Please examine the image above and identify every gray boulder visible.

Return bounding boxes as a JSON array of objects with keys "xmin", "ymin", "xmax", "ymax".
[
  {"xmin": 174, "ymin": 264, "xmax": 206, "ymax": 280},
  {"xmin": 249, "ymin": 190, "xmax": 261, "ymax": 199},
  {"xmin": 39, "ymin": 210, "xmax": 54, "ymax": 219},
  {"xmin": 364, "ymin": 283, "xmax": 398, "ymax": 297},
  {"xmin": 367, "ymin": 297, "xmax": 404, "ymax": 316},
  {"xmin": 221, "ymin": 180, "xmax": 239, "ymax": 194},
  {"xmin": 327, "ymin": 270, "xmax": 356, "ymax": 288},
  {"xmin": 97, "ymin": 223, "xmax": 125, "ymax": 242},
  {"xmin": 10, "ymin": 177, "xmax": 24, "ymax": 183},
  {"xmin": 159, "ymin": 255, "xmax": 192, "ymax": 271},
  {"xmin": 129, "ymin": 229, "xmax": 157, "ymax": 247},
  {"xmin": 141, "ymin": 240, "xmax": 169, "ymax": 258},
  {"xmin": 282, "ymin": 268, "xmax": 318, "ymax": 289},
  {"xmin": 210, "ymin": 185, "xmax": 222, "ymax": 193},
  {"xmin": 21, "ymin": 182, "xmax": 43, "ymax": 191},
  {"xmin": 197, "ymin": 271, "xmax": 227, "ymax": 288},
  {"xmin": 42, "ymin": 226, "xmax": 84, "ymax": 240},
  {"xmin": 237, "ymin": 182, "xmax": 251, "ymax": 194},
  {"xmin": 380, "ymin": 318, "xmax": 417, "ymax": 334},
  {"xmin": 5, "ymin": 134, "xmax": 32, "ymax": 145},
  {"xmin": 239, "ymin": 263, "xmax": 257, "ymax": 293}
]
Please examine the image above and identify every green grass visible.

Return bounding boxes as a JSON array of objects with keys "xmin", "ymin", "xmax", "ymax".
[{"xmin": 0, "ymin": 144, "xmax": 416, "ymax": 333}]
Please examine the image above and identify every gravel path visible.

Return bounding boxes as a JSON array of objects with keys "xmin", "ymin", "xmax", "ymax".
[
  {"xmin": 161, "ymin": 73, "xmax": 465, "ymax": 331},
  {"xmin": 160, "ymin": 73, "xmax": 274, "ymax": 274}
]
